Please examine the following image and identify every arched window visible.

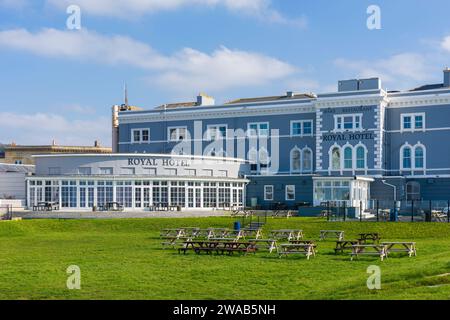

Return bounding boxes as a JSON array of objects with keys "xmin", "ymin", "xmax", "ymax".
[
  {"xmin": 302, "ymin": 148, "xmax": 312, "ymax": 172},
  {"xmin": 356, "ymin": 146, "xmax": 366, "ymax": 169},
  {"xmin": 291, "ymin": 148, "xmax": 301, "ymax": 173},
  {"xmin": 406, "ymin": 181, "xmax": 421, "ymax": 201},
  {"xmin": 344, "ymin": 147, "xmax": 353, "ymax": 169},
  {"xmin": 415, "ymin": 146, "xmax": 424, "ymax": 169},
  {"xmin": 259, "ymin": 148, "xmax": 269, "ymax": 169},
  {"xmin": 331, "ymin": 147, "xmax": 341, "ymax": 170},
  {"xmin": 402, "ymin": 147, "xmax": 412, "ymax": 169},
  {"xmin": 248, "ymin": 148, "xmax": 258, "ymax": 172}
]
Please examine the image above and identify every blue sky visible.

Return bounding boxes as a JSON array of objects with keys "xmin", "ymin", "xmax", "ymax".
[{"xmin": 1, "ymin": 0, "xmax": 450, "ymax": 146}]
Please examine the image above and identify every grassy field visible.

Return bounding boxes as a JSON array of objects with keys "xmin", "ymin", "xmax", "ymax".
[{"xmin": 0, "ymin": 217, "xmax": 449, "ymax": 300}]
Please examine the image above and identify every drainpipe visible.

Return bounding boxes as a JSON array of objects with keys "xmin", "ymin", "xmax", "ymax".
[{"xmin": 381, "ymin": 180, "xmax": 396, "ymax": 201}]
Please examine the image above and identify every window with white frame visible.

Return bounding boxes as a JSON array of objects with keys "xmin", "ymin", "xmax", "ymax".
[
  {"xmin": 331, "ymin": 147, "xmax": 341, "ymax": 170},
  {"xmin": 356, "ymin": 146, "xmax": 366, "ymax": 169},
  {"xmin": 248, "ymin": 147, "xmax": 270, "ymax": 172},
  {"xmin": 291, "ymin": 120, "xmax": 313, "ymax": 136},
  {"xmin": 401, "ymin": 113, "xmax": 425, "ymax": 132},
  {"xmin": 264, "ymin": 185, "xmax": 274, "ymax": 201},
  {"xmin": 290, "ymin": 146, "xmax": 313, "ymax": 173},
  {"xmin": 247, "ymin": 122, "xmax": 269, "ymax": 137},
  {"xmin": 206, "ymin": 124, "xmax": 227, "ymax": 141},
  {"xmin": 285, "ymin": 185, "xmax": 295, "ymax": 201},
  {"xmin": 329, "ymin": 144, "xmax": 367, "ymax": 171},
  {"xmin": 168, "ymin": 127, "xmax": 187, "ymax": 141},
  {"xmin": 334, "ymin": 114, "xmax": 362, "ymax": 132},
  {"xmin": 131, "ymin": 129, "xmax": 150, "ymax": 143},
  {"xmin": 78, "ymin": 167, "xmax": 91, "ymax": 175},
  {"xmin": 400, "ymin": 143, "xmax": 426, "ymax": 170}
]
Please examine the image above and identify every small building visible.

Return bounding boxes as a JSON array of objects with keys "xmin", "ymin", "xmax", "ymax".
[
  {"xmin": 26, "ymin": 154, "xmax": 249, "ymax": 211},
  {"xmin": 0, "ymin": 163, "xmax": 34, "ymax": 201},
  {"xmin": 1, "ymin": 141, "xmax": 112, "ymax": 165}
]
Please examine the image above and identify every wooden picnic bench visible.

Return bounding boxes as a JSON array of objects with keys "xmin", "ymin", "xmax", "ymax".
[
  {"xmin": 334, "ymin": 240, "xmax": 361, "ymax": 254},
  {"xmin": 248, "ymin": 239, "xmax": 278, "ymax": 253},
  {"xmin": 320, "ymin": 230, "xmax": 344, "ymax": 241},
  {"xmin": 269, "ymin": 229, "xmax": 304, "ymax": 241},
  {"xmin": 272, "ymin": 210, "xmax": 295, "ymax": 218},
  {"xmin": 288, "ymin": 240, "xmax": 318, "ymax": 255},
  {"xmin": 278, "ymin": 244, "xmax": 316, "ymax": 260},
  {"xmin": 358, "ymin": 233, "xmax": 381, "ymax": 243},
  {"xmin": 381, "ymin": 242, "xmax": 417, "ymax": 257},
  {"xmin": 350, "ymin": 244, "xmax": 388, "ymax": 261},
  {"xmin": 241, "ymin": 228, "xmax": 263, "ymax": 239},
  {"xmin": 178, "ymin": 240, "xmax": 256, "ymax": 255}
]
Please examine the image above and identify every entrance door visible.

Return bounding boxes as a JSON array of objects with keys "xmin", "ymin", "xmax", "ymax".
[{"xmin": 187, "ymin": 186, "xmax": 202, "ymax": 208}]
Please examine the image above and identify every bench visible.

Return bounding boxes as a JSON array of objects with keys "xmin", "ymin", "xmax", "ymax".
[
  {"xmin": 320, "ymin": 230, "xmax": 344, "ymax": 241},
  {"xmin": 358, "ymin": 233, "xmax": 381, "ymax": 243},
  {"xmin": 248, "ymin": 239, "xmax": 278, "ymax": 253},
  {"xmin": 278, "ymin": 244, "xmax": 316, "ymax": 260},
  {"xmin": 334, "ymin": 240, "xmax": 361, "ymax": 254},
  {"xmin": 381, "ymin": 242, "xmax": 417, "ymax": 257},
  {"xmin": 269, "ymin": 229, "xmax": 304, "ymax": 241},
  {"xmin": 350, "ymin": 244, "xmax": 388, "ymax": 261}
]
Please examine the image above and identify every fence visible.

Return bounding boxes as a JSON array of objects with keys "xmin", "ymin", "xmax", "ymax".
[
  {"xmin": 320, "ymin": 200, "xmax": 450, "ymax": 222},
  {"xmin": 0, "ymin": 205, "xmax": 14, "ymax": 221}
]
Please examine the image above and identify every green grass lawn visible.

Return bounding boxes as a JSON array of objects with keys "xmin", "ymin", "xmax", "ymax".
[{"xmin": 0, "ymin": 217, "xmax": 449, "ymax": 300}]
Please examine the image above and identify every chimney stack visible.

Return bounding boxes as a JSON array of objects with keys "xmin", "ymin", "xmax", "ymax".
[
  {"xmin": 444, "ymin": 67, "xmax": 450, "ymax": 87},
  {"xmin": 196, "ymin": 93, "xmax": 215, "ymax": 106}
]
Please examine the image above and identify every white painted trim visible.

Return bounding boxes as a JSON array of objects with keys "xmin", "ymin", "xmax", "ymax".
[
  {"xmin": 131, "ymin": 128, "xmax": 150, "ymax": 144},
  {"xmin": 399, "ymin": 142, "xmax": 426, "ymax": 173},
  {"xmin": 333, "ymin": 113, "xmax": 363, "ymax": 132},
  {"xmin": 264, "ymin": 185, "xmax": 274, "ymax": 201},
  {"xmin": 400, "ymin": 112, "xmax": 425, "ymax": 133},
  {"xmin": 247, "ymin": 122, "xmax": 270, "ymax": 138},
  {"xmin": 285, "ymin": 185, "xmax": 296, "ymax": 201},
  {"xmin": 290, "ymin": 120, "xmax": 314, "ymax": 137},
  {"xmin": 167, "ymin": 126, "xmax": 188, "ymax": 142},
  {"xmin": 206, "ymin": 124, "xmax": 228, "ymax": 141}
]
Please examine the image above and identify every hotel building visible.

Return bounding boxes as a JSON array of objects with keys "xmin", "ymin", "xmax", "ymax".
[{"xmin": 26, "ymin": 68, "xmax": 450, "ymax": 211}]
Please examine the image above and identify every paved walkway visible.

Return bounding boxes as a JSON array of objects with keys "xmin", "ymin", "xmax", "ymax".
[{"xmin": 13, "ymin": 210, "xmax": 233, "ymax": 219}]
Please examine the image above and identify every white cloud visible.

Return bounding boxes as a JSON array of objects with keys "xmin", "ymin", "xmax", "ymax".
[
  {"xmin": 0, "ymin": 28, "xmax": 298, "ymax": 94},
  {"xmin": 0, "ymin": 112, "xmax": 111, "ymax": 146},
  {"xmin": 47, "ymin": 0, "xmax": 306, "ymax": 27},
  {"xmin": 334, "ymin": 53, "xmax": 435, "ymax": 90},
  {"xmin": 441, "ymin": 35, "xmax": 450, "ymax": 53}
]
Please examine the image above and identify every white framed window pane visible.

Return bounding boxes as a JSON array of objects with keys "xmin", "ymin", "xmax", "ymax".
[
  {"xmin": 133, "ymin": 130, "xmax": 141, "ymax": 142},
  {"xmin": 292, "ymin": 122, "xmax": 302, "ymax": 135},
  {"xmin": 259, "ymin": 123, "xmax": 269, "ymax": 136},
  {"xmin": 415, "ymin": 116, "xmax": 423, "ymax": 129},
  {"xmin": 403, "ymin": 116, "xmax": 412, "ymax": 129},
  {"xmin": 142, "ymin": 130, "xmax": 149, "ymax": 142},
  {"xmin": 179, "ymin": 128, "xmax": 186, "ymax": 140},
  {"xmin": 303, "ymin": 121, "xmax": 312, "ymax": 135},
  {"xmin": 170, "ymin": 129, "xmax": 177, "ymax": 140},
  {"xmin": 286, "ymin": 185, "xmax": 295, "ymax": 200}
]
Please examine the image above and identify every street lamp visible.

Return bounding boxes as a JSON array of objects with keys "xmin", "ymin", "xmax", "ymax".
[{"xmin": 381, "ymin": 180, "xmax": 397, "ymax": 201}]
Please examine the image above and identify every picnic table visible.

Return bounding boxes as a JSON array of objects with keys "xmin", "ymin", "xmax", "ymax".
[
  {"xmin": 358, "ymin": 233, "xmax": 381, "ymax": 243},
  {"xmin": 33, "ymin": 201, "xmax": 60, "ymax": 211},
  {"xmin": 178, "ymin": 240, "xmax": 257, "ymax": 255},
  {"xmin": 288, "ymin": 240, "xmax": 318, "ymax": 255},
  {"xmin": 272, "ymin": 210, "xmax": 295, "ymax": 218},
  {"xmin": 241, "ymin": 228, "xmax": 263, "ymax": 239},
  {"xmin": 278, "ymin": 244, "xmax": 316, "ymax": 260},
  {"xmin": 160, "ymin": 228, "xmax": 191, "ymax": 248},
  {"xmin": 431, "ymin": 210, "xmax": 447, "ymax": 222},
  {"xmin": 350, "ymin": 244, "xmax": 388, "ymax": 261},
  {"xmin": 269, "ymin": 229, "xmax": 304, "ymax": 241},
  {"xmin": 248, "ymin": 239, "xmax": 278, "ymax": 253},
  {"xmin": 334, "ymin": 240, "xmax": 362, "ymax": 254},
  {"xmin": 320, "ymin": 230, "xmax": 344, "ymax": 241},
  {"xmin": 382, "ymin": 242, "xmax": 417, "ymax": 257}
]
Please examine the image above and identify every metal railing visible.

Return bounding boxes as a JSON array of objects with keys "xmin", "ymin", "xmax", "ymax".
[{"xmin": 320, "ymin": 200, "xmax": 450, "ymax": 222}]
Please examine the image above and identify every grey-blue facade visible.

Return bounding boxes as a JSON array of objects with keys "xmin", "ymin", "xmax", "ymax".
[{"xmin": 115, "ymin": 69, "xmax": 450, "ymax": 208}]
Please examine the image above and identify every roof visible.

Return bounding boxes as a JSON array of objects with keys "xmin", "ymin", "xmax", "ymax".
[
  {"xmin": 0, "ymin": 163, "xmax": 35, "ymax": 173},
  {"xmin": 4, "ymin": 145, "xmax": 112, "ymax": 152},
  {"xmin": 409, "ymin": 83, "xmax": 445, "ymax": 92},
  {"xmin": 155, "ymin": 101, "xmax": 198, "ymax": 110},
  {"xmin": 225, "ymin": 93, "xmax": 317, "ymax": 105}
]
